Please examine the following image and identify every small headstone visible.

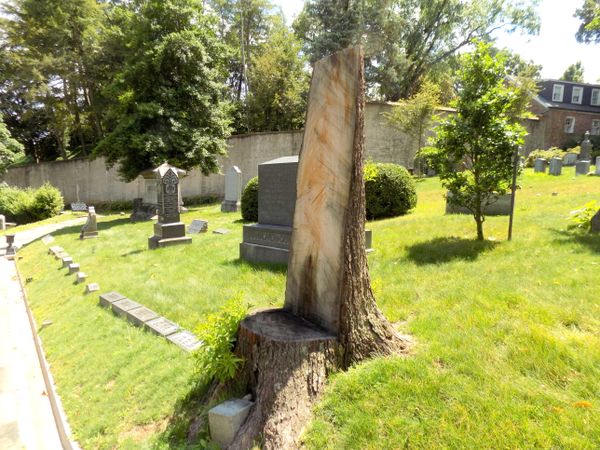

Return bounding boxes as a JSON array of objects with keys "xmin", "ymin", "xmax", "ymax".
[
  {"xmin": 61, "ymin": 256, "xmax": 73, "ymax": 268},
  {"xmin": 86, "ymin": 283, "xmax": 100, "ymax": 293},
  {"xmin": 221, "ymin": 166, "xmax": 243, "ymax": 213},
  {"xmin": 575, "ymin": 160, "xmax": 590, "ymax": 176},
  {"xmin": 549, "ymin": 157, "xmax": 562, "ymax": 176},
  {"xmin": 209, "ymin": 398, "xmax": 254, "ymax": 448},
  {"xmin": 145, "ymin": 317, "xmax": 179, "ymax": 337},
  {"xmin": 80, "ymin": 206, "xmax": 98, "ymax": 239},
  {"xmin": 71, "ymin": 202, "xmax": 87, "ymax": 212},
  {"xmin": 188, "ymin": 219, "xmax": 208, "ymax": 234},
  {"xmin": 167, "ymin": 330, "xmax": 203, "ymax": 352},
  {"xmin": 213, "ymin": 228, "xmax": 230, "ymax": 235},
  {"xmin": 591, "ymin": 209, "xmax": 600, "ymax": 233},
  {"xmin": 41, "ymin": 234, "xmax": 55, "ymax": 245},
  {"xmin": 4, "ymin": 234, "xmax": 16, "ymax": 260},
  {"xmin": 98, "ymin": 291, "xmax": 126, "ymax": 308},
  {"xmin": 0, "ymin": 215, "xmax": 5, "ymax": 231},
  {"xmin": 126, "ymin": 306, "xmax": 159, "ymax": 327},
  {"xmin": 48, "ymin": 246, "xmax": 63, "ymax": 256},
  {"xmin": 55, "ymin": 251, "xmax": 68, "ymax": 261},
  {"xmin": 595, "ymin": 156, "xmax": 600, "ymax": 176},
  {"xmin": 111, "ymin": 298, "xmax": 142, "ymax": 318},
  {"xmin": 68, "ymin": 263, "xmax": 80, "ymax": 274},
  {"xmin": 76, "ymin": 272, "xmax": 86, "ymax": 284},
  {"xmin": 563, "ymin": 153, "xmax": 578, "ymax": 166},
  {"xmin": 580, "ymin": 131, "xmax": 592, "ymax": 161},
  {"xmin": 534, "ymin": 158, "xmax": 548, "ymax": 173}
]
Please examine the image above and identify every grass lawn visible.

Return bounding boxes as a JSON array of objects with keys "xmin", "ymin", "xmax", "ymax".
[
  {"xmin": 17, "ymin": 169, "xmax": 600, "ymax": 449},
  {"xmin": 0, "ymin": 211, "xmax": 86, "ymax": 236}
]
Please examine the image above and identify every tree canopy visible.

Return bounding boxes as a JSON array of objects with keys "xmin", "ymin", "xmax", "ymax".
[
  {"xmin": 561, "ymin": 62, "xmax": 585, "ymax": 82},
  {"xmin": 576, "ymin": 0, "xmax": 600, "ymax": 44}
]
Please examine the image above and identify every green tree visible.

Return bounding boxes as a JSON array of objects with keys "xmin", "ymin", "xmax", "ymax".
[
  {"xmin": 384, "ymin": 80, "xmax": 441, "ymax": 174},
  {"xmin": 244, "ymin": 17, "xmax": 309, "ymax": 132},
  {"xmin": 561, "ymin": 61, "xmax": 585, "ymax": 82},
  {"xmin": 94, "ymin": 0, "xmax": 232, "ymax": 182},
  {"xmin": 0, "ymin": 114, "xmax": 24, "ymax": 172},
  {"xmin": 576, "ymin": 0, "xmax": 600, "ymax": 43},
  {"xmin": 294, "ymin": 0, "xmax": 540, "ymax": 101},
  {"xmin": 422, "ymin": 41, "xmax": 527, "ymax": 240}
]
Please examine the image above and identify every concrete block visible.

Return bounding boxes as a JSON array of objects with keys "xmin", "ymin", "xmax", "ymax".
[{"xmin": 209, "ymin": 399, "xmax": 254, "ymax": 448}]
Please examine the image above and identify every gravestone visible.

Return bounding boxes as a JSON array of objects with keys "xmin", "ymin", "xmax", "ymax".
[
  {"xmin": 130, "ymin": 198, "xmax": 157, "ymax": 222},
  {"xmin": 563, "ymin": 153, "xmax": 578, "ymax": 166},
  {"xmin": 147, "ymin": 163, "xmax": 192, "ymax": 249},
  {"xmin": 576, "ymin": 160, "xmax": 590, "ymax": 175},
  {"xmin": 209, "ymin": 399, "xmax": 254, "ymax": 448},
  {"xmin": 534, "ymin": 158, "xmax": 548, "ymax": 173},
  {"xmin": 221, "ymin": 166, "xmax": 243, "ymax": 213},
  {"xmin": 111, "ymin": 298, "xmax": 142, "ymax": 318},
  {"xmin": 5, "ymin": 234, "xmax": 16, "ymax": 260},
  {"xmin": 591, "ymin": 209, "xmax": 600, "ymax": 233},
  {"xmin": 80, "ymin": 206, "xmax": 98, "ymax": 239},
  {"xmin": 98, "ymin": 291, "xmax": 125, "ymax": 308},
  {"xmin": 240, "ymin": 155, "xmax": 373, "ymax": 265},
  {"xmin": 48, "ymin": 246, "xmax": 63, "ymax": 256},
  {"xmin": 213, "ymin": 228, "xmax": 229, "ymax": 235},
  {"xmin": 167, "ymin": 330, "xmax": 203, "ymax": 352},
  {"xmin": 41, "ymin": 234, "xmax": 54, "ymax": 245},
  {"xmin": 86, "ymin": 283, "xmax": 100, "ymax": 293},
  {"xmin": 188, "ymin": 219, "xmax": 208, "ymax": 234},
  {"xmin": 126, "ymin": 306, "xmax": 159, "ymax": 327},
  {"xmin": 68, "ymin": 263, "xmax": 80, "ymax": 274},
  {"xmin": 595, "ymin": 156, "xmax": 600, "ymax": 176},
  {"xmin": 445, "ymin": 192, "xmax": 512, "ymax": 216},
  {"xmin": 76, "ymin": 272, "xmax": 86, "ymax": 284},
  {"xmin": 580, "ymin": 131, "xmax": 593, "ymax": 161},
  {"xmin": 61, "ymin": 256, "xmax": 73, "ymax": 268},
  {"xmin": 71, "ymin": 202, "xmax": 87, "ymax": 212},
  {"xmin": 145, "ymin": 317, "xmax": 179, "ymax": 337},
  {"xmin": 0, "ymin": 215, "xmax": 5, "ymax": 231},
  {"xmin": 549, "ymin": 157, "xmax": 563, "ymax": 176}
]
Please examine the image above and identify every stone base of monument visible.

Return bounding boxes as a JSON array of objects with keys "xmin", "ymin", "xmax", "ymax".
[
  {"xmin": 221, "ymin": 199, "xmax": 240, "ymax": 213},
  {"xmin": 446, "ymin": 193, "xmax": 512, "ymax": 216},
  {"xmin": 224, "ymin": 309, "xmax": 337, "ymax": 449},
  {"xmin": 80, "ymin": 231, "xmax": 98, "ymax": 239},
  {"xmin": 148, "ymin": 222, "xmax": 192, "ymax": 249},
  {"xmin": 240, "ymin": 224, "xmax": 374, "ymax": 265}
]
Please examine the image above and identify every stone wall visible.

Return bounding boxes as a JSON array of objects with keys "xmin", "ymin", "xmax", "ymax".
[{"xmin": 2, "ymin": 102, "xmax": 542, "ymax": 203}]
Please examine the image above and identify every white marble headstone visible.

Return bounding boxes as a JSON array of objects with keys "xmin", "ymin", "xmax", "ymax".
[{"xmin": 224, "ymin": 166, "xmax": 242, "ymax": 203}]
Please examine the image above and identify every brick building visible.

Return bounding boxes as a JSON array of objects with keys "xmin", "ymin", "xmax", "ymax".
[{"xmin": 531, "ymin": 79, "xmax": 600, "ymax": 149}]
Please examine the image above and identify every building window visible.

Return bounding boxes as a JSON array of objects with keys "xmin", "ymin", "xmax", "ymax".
[
  {"xmin": 552, "ymin": 84, "xmax": 564, "ymax": 102},
  {"xmin": 572, "ymin": 86, "xmax": 583, "ymax": 104},
  {"xmin": 592, "ymin": 120, "xmax": 600, "ymax": 135},
  {"xmin": 592, "ymin": 89, "xmax": 600, "ymax": 106},
  {"xmin": 564, "ymin": 116, "xmax": 575, "ymax": 133}
]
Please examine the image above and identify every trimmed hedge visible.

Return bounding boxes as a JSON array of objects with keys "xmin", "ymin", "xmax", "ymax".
[
  {"xmin": 365, "ymin": 162, "xmax": 417, "ymax": 219},
  {"xmin": 525, "ymin": 148, "xmax": 564, "ymax": 168},
  {"xmin": 0, "ymin": 182, "xmax": 64, "ymax": 224},
  {"xmin": 241, "ymin": 176, "xmax": 259, "ymax": 221},
  {"xmin": 240, "ymin": 162, "xmax": 417, "ymax": 222}
]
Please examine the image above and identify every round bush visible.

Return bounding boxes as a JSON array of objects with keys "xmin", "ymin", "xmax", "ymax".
[
  {"xmin": 31, "ymin": 182, "xmax": 64, "ymax": 220},
  {"xmin": 364, "ymin": 162, "xmax": 417, "ymax": 219},
  {"xmin": 241, "ymin": 176, "xmax": 259, "ymax": 222}
]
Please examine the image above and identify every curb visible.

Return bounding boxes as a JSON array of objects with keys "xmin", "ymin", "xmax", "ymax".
[{"xmin": 14, "ymin": 261, "xmax": 81, "ymax": 450}]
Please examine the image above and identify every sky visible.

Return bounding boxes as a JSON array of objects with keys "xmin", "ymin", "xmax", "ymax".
[{"xmin": 274, "ymin": 0, "xmax": 600, "ymax": 83}]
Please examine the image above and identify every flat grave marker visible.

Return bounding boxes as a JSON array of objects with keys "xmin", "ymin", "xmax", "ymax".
[
  {"xmin": 145, "ymin": 317, "xmax": 179, "ymax": 337},
  {"xmin": 41, "ymin": 235, "xmax": 55, "ymax": 245},
  {"xmin": 188, "ymin": 219, "xmax": 208, "ymax": 234},
  {"xmin": 98, "ymin": 291, "xmax": 126, "ymax": 308},
  {"xmin": 48, "ymin": 246, "xmax": 63, "ymax": 256},
  {"xmin": 68, "ymin": 263, "xmax": 80, "ymax": 274},
  {"xmin": 126, "ymin": 306, "xmax": 159, "ymax": 327},
  {"xmin": 76, "ymin": 272, "xmax": 86, "ymax": 284},
  {"xmin": 213, "ymin": 228, "xmax": 230, "ymax": 235},
  {"xmin": 111, "ymin": 298, "xmax": 143, "ymax": 318},
  {"xmin": 167, "ymin": 330, "xmax": 203, "ymax": 352},
  {"xmin": 61, "ymin": 256, "xmax": 73, "ymax": 268},
  {"xmin": 86, "ymin": 283, "xmax": 100, "ymax": 293}
]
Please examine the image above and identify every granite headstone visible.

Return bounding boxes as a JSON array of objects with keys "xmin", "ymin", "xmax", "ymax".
[
  {"xmin": 188, "ymin": 219, "xmax": 208, "ymax": 234},
  {"xmin": 563, "ymin": 153, "xmax": 578, "ymax": 166},
  {"xmin": 534, "ymin": 158, "xmax": 548, "ymax": 173},
  {"xmin": 549, "ymin": 157, "xmax": 563, "ymax": 176},
  {"xmin": 221, "ymin": 166, "xmax": 243, "ymax": 213}
]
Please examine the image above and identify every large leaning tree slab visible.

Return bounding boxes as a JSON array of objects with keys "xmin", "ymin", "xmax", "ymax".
[{"xmin": 211, "ymin": 46, "xmax": 410, "ymax": 450}]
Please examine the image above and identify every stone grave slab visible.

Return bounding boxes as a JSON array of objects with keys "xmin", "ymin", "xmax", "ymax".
[
  {"xmin": 111, "ymin": 298, "xmax": 142, "ymax": 318},
  {"xmin": 55, "ymin": 252, "xmax": 68, "ymax": 260},
  {"xmin": 68, "ymin": 263, "xmax": 80, "ymax": 274},
  {"xmin": 98, "ymin": 291, "xmax": 126, "ymax": 308},
  {"xmin": 167, "ymin": 330, "xmax": 203, "ymax": 352},
  {"xmin": 126, "ymin": 306, "xmax": 159, "ymax": 327},
  {"xmin": 145, "ymin": 317, "xmax": 179, "ymax": 337},
  {"xmin": 76, "ymin": 272, "xmax": 86, "ymax": 284},
  {"xmin": 48, "ymin": 246, "xmax": 63, "ymax": 256},
  {"xmin": 61, "ymin": 257, "xmax": 73, "ymax": 268},
  {"xmin": 86, "ymin": 283, "xmax": 100, "ymax": 293},
  {"xmin": 41, "ymin": 235, "xmax": 55, "ymax": 245},
  {"xmin": 213, "ymin": 228, "xmax": 230, "ymax": 235},
  {"xmin": 188, "ymin": 219, "xmax": 208, "ymax": 234},
  {"xmin": 71, "ymin": 202, "xmax": 87, "ymax": 212}
]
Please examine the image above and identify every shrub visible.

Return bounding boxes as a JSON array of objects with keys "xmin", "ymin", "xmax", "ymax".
[
  {"xmin": 31, "ymin": 182, "xmax": 64, "ymax": 220},
  {"xmin": 241, "ymin": 176, "xmax": 259, "ymax": 222},
  {"xmin": 0, "ymin": 182, "xmax": 63, "ymax": 224},
  {"xmin": 525, "ymin": 148, "xmax": 565, "ymax": 168},
  {"xmin": 364, "ymin": 162, "xmax": 417, "ymax": 219},
  {"xmin": 193, "ymin": 296, "xmax": 249, "ymax": 383}
]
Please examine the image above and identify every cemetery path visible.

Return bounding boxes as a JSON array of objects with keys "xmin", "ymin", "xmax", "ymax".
[{"xmin": 0, "ymin": 218, "xmax": 85, "ymax": 449}]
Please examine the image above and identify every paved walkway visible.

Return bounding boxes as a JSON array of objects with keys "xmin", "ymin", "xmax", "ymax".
[{"xmin": 0, "ymin": 218, "xmax": 84, "ymax": 449}]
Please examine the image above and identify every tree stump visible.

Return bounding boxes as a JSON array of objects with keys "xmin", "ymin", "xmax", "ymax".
[{"xmin": 228, "ymin": 309, "xmax": 338, "ymax": 450}]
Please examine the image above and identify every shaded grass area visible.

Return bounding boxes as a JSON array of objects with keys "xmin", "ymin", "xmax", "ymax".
[{"xmin": 17, "ymin": 169, "xmax": 600, "ymax": 449}]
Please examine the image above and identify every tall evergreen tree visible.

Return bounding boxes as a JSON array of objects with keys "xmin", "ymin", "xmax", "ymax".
[{"xmin": 94, "ymin": 0, "xmax": 232, "ymax": 181}]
